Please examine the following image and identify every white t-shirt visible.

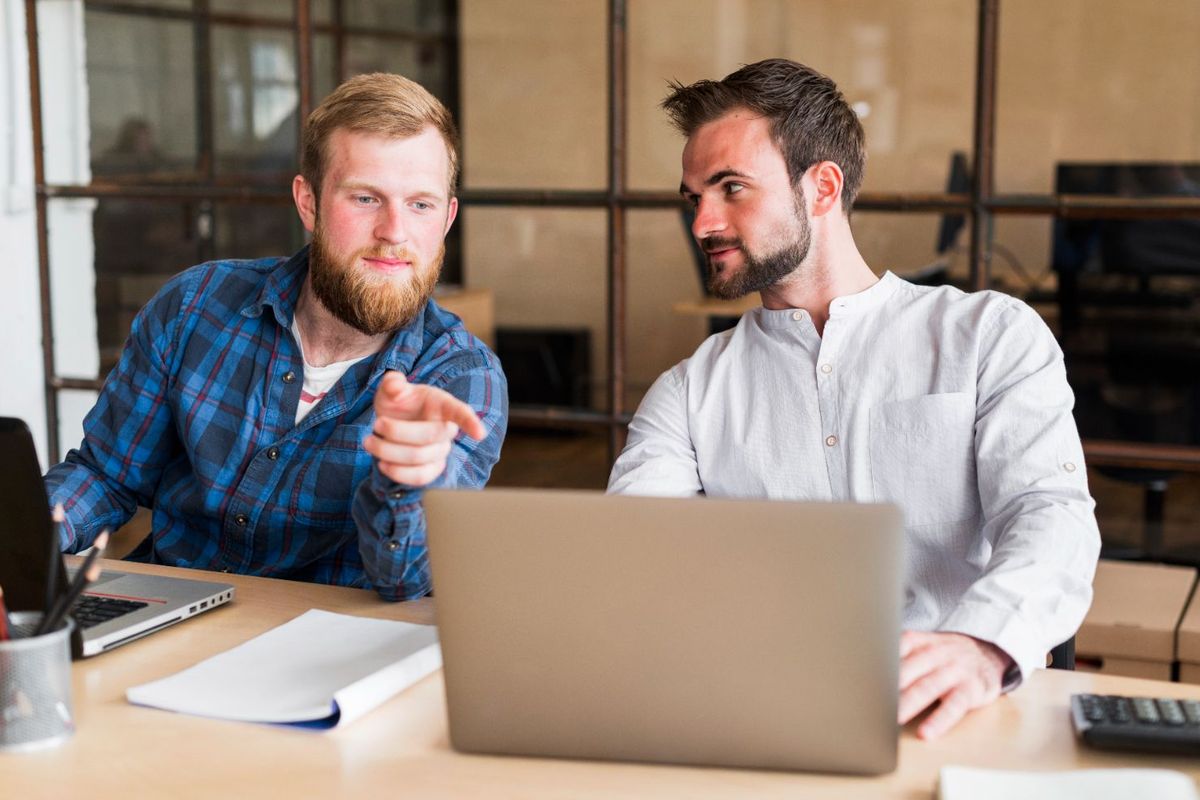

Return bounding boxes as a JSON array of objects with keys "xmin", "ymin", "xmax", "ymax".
[{"xmin": 290, "ymin": 317, "xmax": 372, "ymax": 425}]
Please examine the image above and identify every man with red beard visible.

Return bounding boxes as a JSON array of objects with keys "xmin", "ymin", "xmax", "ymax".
[
  {"xmin": 43, "ymin": 74, "xmax": 507, "ymax": 600},
  {"xmin": 608, "ymin": 60, "xmax": 1099, "ymax": 740}
]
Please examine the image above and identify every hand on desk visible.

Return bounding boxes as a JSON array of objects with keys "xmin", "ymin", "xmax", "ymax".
[
  {"xmin": 363, "ymin": 371, "xmax": 486, "ymax": 487},
  {"xmin": 898, "ymin": 631, "xmax": 1014, "ymax": 741}
]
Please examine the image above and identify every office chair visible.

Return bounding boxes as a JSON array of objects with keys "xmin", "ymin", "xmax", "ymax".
[{"xmin": 1048, "ymin": 637, "xmax": 1076, "ymax": 671}]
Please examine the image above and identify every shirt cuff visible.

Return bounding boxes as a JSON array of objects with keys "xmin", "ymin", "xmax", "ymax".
[{"xmin": 937, "ymin": 600, "xmax": 1045, "ymax": 691}]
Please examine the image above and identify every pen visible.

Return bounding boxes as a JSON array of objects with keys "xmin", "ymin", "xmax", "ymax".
[
  {"xmin": 0, "ymin": 584, "xmax": 10, "ymax": 641},
  {"xmin": 36, "ymin": 530, "xmax": 109, "ymax": 637},
  {"xmin": 44, "ymin": 504, "xmax": 65, "ymax": 621}
]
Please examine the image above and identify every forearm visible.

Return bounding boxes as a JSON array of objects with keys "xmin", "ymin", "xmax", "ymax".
[
  {"xmin": 608, "ymin": 368, "xmax": 702, "ymax": 496},
  {"xmin": 44, "ymin": 449, "xmax": 140, "ymax": 552},
  {"xmin": 940, "ymin": 492, "xmax": 1099, "ymax": 681},
  {"xmin": 352, "ymin": 467, "xmax": 433, "ymax": 601},
  {"xmin": 952, "ymin": 299, "xmax": 1101, "ymax": 681},
  {"xmin": 355, "ymin": 401, "xmax": 504, "ymax": 601}
]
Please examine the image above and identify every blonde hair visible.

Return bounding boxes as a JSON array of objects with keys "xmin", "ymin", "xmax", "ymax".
[{"xmin": 301, "ymin": 72, "xmax": 460, "ymax": 198}]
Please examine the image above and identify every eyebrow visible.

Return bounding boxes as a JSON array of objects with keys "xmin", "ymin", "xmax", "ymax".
[{"xmin": 678, "ymin": 169, "xmax": 752, "ymax": 197}]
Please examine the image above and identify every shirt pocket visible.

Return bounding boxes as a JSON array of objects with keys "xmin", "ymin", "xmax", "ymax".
[{"xmin": 869, "ymin": 393, "xmax": 979, "ymax": 527}]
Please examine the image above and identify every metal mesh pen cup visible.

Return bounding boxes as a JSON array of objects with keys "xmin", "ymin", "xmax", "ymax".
[{"xmin": 0, "ymin": 611, "xmax": 75, "ymax": 752}]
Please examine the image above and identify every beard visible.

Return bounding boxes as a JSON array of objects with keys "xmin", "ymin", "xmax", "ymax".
[
  {"xmin": 703, "ymin": 188, "xmax": 811, "ymax": 300},
  {"xmin": 307, "ymin": 224, "xmax": 443, "ymax": 336}
]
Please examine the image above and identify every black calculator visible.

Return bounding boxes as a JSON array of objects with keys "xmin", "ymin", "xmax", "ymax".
[{"xmin": 1071, "ymin": 693, "xmax": 1200, "ymax": 755}]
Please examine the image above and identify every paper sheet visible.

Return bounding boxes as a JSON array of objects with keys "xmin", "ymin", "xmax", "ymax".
[
  {"xmin": 938, "ymin": 766, "xmax": 1199, "ymax": 800},
  {"xmin": 126, "ymin": 609, "xmax": 441, "ymax": 728}
]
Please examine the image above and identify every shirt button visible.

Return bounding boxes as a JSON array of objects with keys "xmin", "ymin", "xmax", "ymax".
[
  {"xmin": 825, "ymin": 435, "xmax": 838, "ymax": 447},
  {"xmin": 820, "ymin": 363, "xmax": 833, "ymax": 374},
  {"xmin": 282, "ymin": 370, "xmax": 296, "ymax": 384},
  {"xmin": 385, "ymin": 539, "xmax": 401, "ymax": 552},
  {"xmin": 791, "ymin": 311, "xmax": 804, "ymax": 322},
  {"xmin": 266, "ymin": 447, "xmax": 280, "ymax": 460},
  {"xmin": 221, "ymin": 567, "xmax": 231, "ymax": 573},
  {"xmin": 1064, "ymin": 462, "xmax": 1077, "ymax": 473},
  {"xmin": 234, "ymin": 513, "xmax": 248, "ymax": 526},
  {"xmin": 389, "ymin": 489, "xmax": 404, "ymax": 500}
]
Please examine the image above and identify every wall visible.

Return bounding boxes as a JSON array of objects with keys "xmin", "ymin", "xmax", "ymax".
[
  {"xmin": 1, "ymin": 2, "xmax": 98, "ymax": 466},
  {"xmin": 7, "ymin": 1, "xmax": 1200, "ymax": 449},
  {"xmin": 0, "ymin": 2, "xmax": 48, "ymax": 466},
  {"xmin": 460, "ymin": 0, "xmax": 1200, "ymax": 412}
]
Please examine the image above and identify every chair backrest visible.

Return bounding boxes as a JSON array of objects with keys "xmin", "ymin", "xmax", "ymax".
[{"xmin": 1048, "ymin": 637, "xmax": 1075, "ymax": 670}]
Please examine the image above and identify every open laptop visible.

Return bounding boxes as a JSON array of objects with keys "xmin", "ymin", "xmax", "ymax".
[
  {"xmin": 425, "ymin": 487, "xmax": 904, "ymax": 775},
  {"xmin": 0, "ymin": 417, "xmax": 234, "ymax": 657}
]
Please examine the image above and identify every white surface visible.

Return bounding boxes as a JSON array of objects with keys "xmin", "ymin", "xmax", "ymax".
[
  {"xmin": 938, "ymin": 766, "xmax": 1199, "ymax": 800},
  {"xmin": 126, "ymin": 609, "xmax": 441, "ymax": 727}
]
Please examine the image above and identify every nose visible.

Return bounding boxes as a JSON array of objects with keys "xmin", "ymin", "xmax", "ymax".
[
  {"xmin": 373, "ymin": 204, "xmax": 408, "ymax": 245},
  {"xmin": 691, "ymin": 197, "xmax": 726, "ymax": 241}
]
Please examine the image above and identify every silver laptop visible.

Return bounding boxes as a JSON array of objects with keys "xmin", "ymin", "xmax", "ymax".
[
  {"xmin": 0, "ymin": 417, "xmax": 234, "ymax": 657},
  {"xmin": 425, "ymin": 488, "xmax": 904, "ymax": 775}
]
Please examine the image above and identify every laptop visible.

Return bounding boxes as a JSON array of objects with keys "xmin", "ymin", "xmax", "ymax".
[
  {"xmin": 425, "ymin": 487, "xmax": 904, "ymax": 775},
  {"xmin": 0, "ymin": 417, "xmax": 235, "ymax": 657}
]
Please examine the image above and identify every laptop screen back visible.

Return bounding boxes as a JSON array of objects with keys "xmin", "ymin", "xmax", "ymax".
[
  {"xmin": 426, "ymin": 487, "xmax": 904, "ymax": 775},
  {"xmin": 0, "ymin": 418, "xmax": 68, "ymax": 614}
]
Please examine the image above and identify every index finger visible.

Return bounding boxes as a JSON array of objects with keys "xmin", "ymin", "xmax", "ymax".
[{"xmin": 427, "ymin": 391, "xmax": 487, "ymax": 441}]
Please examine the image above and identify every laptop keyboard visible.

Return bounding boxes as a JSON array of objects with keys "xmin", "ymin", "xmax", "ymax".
[{"xmin": 72, "ymin": 595, "xmax": 149, "ymax": 629}]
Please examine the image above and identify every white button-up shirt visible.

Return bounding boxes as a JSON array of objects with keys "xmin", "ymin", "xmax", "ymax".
[{"xmin": 608, "ymin": 272, "xmax": 1100, "ymax": 680}]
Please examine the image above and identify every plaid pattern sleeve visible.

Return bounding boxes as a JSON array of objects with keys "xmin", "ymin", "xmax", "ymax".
[
  {"xmin": 45, "ymin": 249, "xmax": 508, "ymax": 600},
  {"xmin": 353, "ymin": 347, "xmax": 506, "ymax": 600}
]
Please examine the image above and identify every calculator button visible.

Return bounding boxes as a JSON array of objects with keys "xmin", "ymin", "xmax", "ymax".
[
  {"xmin": 1182, "ymin": 700, "xmax": 1200, "ymax": 725},
  {"xmin": 1157, "ymin": 699, "xmax": 1186, "ymax": 726},
  {"xmin": 1108, "ymin": 697, "xmax": 1132, "ymax": 723},
  {"xmin": 1132, "ymin": 698, "xmax": 1160, "ymax": 724}
]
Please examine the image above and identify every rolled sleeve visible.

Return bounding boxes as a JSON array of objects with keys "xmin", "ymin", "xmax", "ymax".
[{"xmin": 940, "ymin": 301, "xmax": 1100, "ymax": 682}]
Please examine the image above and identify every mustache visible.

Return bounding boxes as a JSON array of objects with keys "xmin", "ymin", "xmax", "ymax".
[
  {"xmin": 360, "ymin": 247, "xmax": 415, "ymax": 261},
  {"xmin": 701, "ymin": 236, "xmax": 743, "ymax": 253}
]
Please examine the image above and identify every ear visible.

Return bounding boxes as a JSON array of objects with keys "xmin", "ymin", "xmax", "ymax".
[
  {"xmin": 293, "ymin": 175, "xmax": 318, "ymax": 233},
  {"xmin": 443, "ymin": 196, "xmax": 459, "ymax": 237},
  {"xmin": 809, "ymin": 161, "xmax": 844, "ymax": 218}
]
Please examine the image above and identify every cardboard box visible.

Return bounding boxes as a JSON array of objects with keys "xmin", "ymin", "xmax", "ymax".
[
  {"xmin": 1175, "ymin": 576, "xmax": 1200, "ymax": 684},
  {"xmin": 1075, "ymin": 560, "xmax": 1197, "ymax": 681},
  {"xmin": 435, "ymin": 287, "xmax": 495, "ymax": 350}
]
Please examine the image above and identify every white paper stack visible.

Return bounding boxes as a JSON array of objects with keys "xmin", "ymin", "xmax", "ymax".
[{"xmin": 127, "ymin": 609, "xmax": 441, "ymax": 729}]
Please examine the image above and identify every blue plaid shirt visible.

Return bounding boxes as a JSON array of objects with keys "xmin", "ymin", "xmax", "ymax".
[{"xmin": 44, "ymin": 247, "xmax": 507, "ymax": 600}]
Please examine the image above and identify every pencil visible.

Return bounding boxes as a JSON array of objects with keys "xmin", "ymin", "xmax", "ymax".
[
  {"xmin": 36, "ymin": 530, "xmax": 109, "ymax": 637},
  {"xmin": 44, "ymin": 503, "xmax": 65, "ymax": 620},
  {"xmin": 0, "ymin": 584, "xmax": 10, "ymax": 641}
]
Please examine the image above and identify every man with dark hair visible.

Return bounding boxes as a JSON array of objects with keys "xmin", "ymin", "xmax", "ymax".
[
  {"xmin": 609, "ymin": 59, "xmax": 1099, "ymax": 739},
  {"xmin": 46, "ymin": 73, "xmax": 508, "ymax": 601}
]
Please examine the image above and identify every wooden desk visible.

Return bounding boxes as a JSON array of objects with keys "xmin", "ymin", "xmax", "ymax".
[
  {"xmin": 671, "ymin": 295, "xmax": 760, "ymax": 318},
  {"xmin": 4, "ymin": 560, "xmax": 1200, "ymax": 798}
]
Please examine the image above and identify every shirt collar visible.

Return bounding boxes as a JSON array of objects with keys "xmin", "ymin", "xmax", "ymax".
[
  {"xmin": 756, "ymin": 270, "xmax": 900, "ymax": 328},
  {"xmin": 241, "ymin": 245, "xmax": 309, "ymax": 329},
  {"xmin": 825, "ymin": 270, "xmax": 900, "ymax": 318},
  {"xmin": 242, "ymin": 244, "xmax": 429, "ymax": 376}
]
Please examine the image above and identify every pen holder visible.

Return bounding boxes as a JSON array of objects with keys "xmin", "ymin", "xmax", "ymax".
[{"xmin": 0, "ymin": 611, "xmax": 75, "ymax": 752}]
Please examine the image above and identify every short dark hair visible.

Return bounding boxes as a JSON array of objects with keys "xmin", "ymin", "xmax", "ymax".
[{"xmin": 662, "ymin": 59, "xmax": 866, "ymax": 209}]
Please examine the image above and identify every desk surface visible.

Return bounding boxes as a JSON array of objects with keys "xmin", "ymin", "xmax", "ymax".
[{"xmin": 4, "ymin": 560, "xmax": 1200, "ymax": 799}]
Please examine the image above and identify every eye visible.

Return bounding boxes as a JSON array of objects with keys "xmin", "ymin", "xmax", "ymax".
[
  {"xmin": 353, "ymin": 194, "xmax": 377, "ymax": 206},
  {"xmin": 683, "ymin": 193, "xmax": 699, "ymax": 209},
  {"xmin": 412, "ymin": 200, "xmax": 433, "ymax": 211},
  {"xmin": 724, "ymin": 182, "xmax": 745, "ymax": 196}
]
